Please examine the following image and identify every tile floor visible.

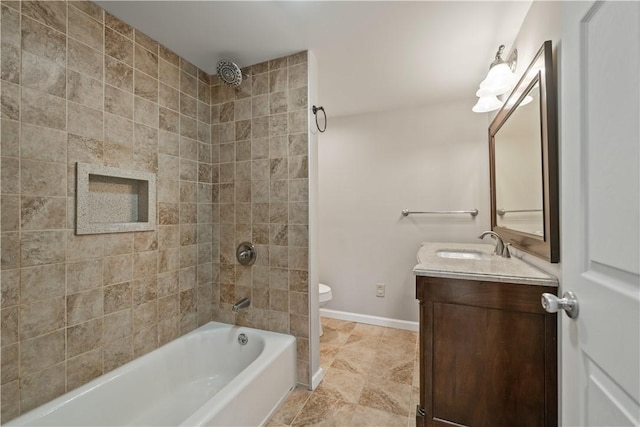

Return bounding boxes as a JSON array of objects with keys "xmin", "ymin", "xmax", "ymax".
[{"xmin": 267, "ymin": 318, "xmax": 419, "ymax": 426}]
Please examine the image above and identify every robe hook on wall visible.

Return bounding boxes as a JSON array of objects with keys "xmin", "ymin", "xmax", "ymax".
[{"xmin": 312, "ymin": 105, "xmax": 327, "ymax": 132}]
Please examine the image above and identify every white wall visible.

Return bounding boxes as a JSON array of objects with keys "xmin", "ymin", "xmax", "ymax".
[{"xmin": 318, "ymin": 100, "xmax": 489, "ymax": 322}]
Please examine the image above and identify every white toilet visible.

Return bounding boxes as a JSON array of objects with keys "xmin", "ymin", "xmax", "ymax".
[{"xmin": 318, "ymin": 283, "xmax": 333, "ymax": 336}]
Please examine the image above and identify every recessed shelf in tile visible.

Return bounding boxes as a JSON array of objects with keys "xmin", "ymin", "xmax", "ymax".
[{"xmin": 76, "ymin": 163, "xmax": 156, "ymax": 235}]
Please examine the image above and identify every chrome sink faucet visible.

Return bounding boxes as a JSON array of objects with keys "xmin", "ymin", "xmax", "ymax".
[
  {"xmin": 232, "ymin": 297, "xmax": 250, "ymax": 313},
  {"xmin": 478, "ymin": 231, "xmax": 511, "ymax": 258}
]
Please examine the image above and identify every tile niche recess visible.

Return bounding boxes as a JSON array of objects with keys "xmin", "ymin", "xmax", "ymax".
[{"xmin": 76, "ymin": 163, "xmax": 157, "ymax": 235}]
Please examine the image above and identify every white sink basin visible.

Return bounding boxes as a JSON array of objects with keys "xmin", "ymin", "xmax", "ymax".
[{"xmin": 436, "ymin": 249, "xmax": 492, "ymax": 261}]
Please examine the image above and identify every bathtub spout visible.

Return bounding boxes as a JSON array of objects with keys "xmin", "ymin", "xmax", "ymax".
[{"xmin": 232, "ymin": 297, "xmax": 250, "ymax": 313}]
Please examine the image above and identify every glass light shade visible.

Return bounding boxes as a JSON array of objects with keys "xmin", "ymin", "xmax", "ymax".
[
  {"xmin": 472, "ymin": 95, "xmax": 503, "ymax": 113},
  {"xmin": 479, "ymin": 63, "xmax": 516, "ymax": 96}
]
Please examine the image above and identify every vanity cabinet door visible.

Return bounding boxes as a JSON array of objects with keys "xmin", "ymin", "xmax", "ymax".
[{"xmin": 416, "ymin": 276, "xmax": 557, "ymax": 427}]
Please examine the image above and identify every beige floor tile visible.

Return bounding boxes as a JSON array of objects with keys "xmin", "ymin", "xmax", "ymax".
[
  {"xmin": 341, "ymin": 333, "xmax": 381, "ymax": 351},
  {"xmin": 269, "ymin": 385, "xmax": 312, "ymax": 425},
  {"xmin": 369, "ymin": 353, "xmax": 415, "ymax": 385},
  {"xmin": 324, "ymin": 318, "xmax": 357, "ymax": 333},
  {"xmin": 359, "ymin": 376, "xmax": 413, "ymax": 417},
  {"xmin": 314, "ymin": 367, "xmax": 366, "ymax": 404},
  {"xmin": 350, "ymin": 323, "xmax": 387, "ymax": 337},
  {"xmin": 267, "ymin": 320, "xmax": 420, "ymax": 426},
  {"xmin": 319, "ymin": 345, "xmax": 340, "ymax": 369},
  {"xmin": 331, "ymin": 347, "xmax": 376, "ymax": 376},
  {"xmin": 350, "ymin": 405, "xmax": 409, "ymax": 427},
  {"xmin": 319, "ymin": 328, "xmax": 350, "ymax": 347},
  {"xmin": 382, "ymin": 327, "xmax": 417, "ymax": 341},
  {"xmin": 291, "ymin": 394, "xmax": 357, "ymax": 427}
]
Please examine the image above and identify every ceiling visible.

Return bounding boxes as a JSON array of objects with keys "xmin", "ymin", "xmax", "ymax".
[{"xmin": 96, "ymin": 1, "xmax": 532, "ymax": 118}]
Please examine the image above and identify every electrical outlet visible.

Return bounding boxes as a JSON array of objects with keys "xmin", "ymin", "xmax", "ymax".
[{"xmin": 376, "ymin": 283, "xmax": 385, "ymax": 297}]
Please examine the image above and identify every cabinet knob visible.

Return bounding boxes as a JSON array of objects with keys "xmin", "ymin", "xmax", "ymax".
[{"xmin": 541, "ymin": 291, "xmax": 579, "ymax": 319}]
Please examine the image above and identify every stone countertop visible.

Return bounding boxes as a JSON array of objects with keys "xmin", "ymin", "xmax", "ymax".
[{"xmin": 413, "ymin": 242, "xmax": 558, "ymax": 287}]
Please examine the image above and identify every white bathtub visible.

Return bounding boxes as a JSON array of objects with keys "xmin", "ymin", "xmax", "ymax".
[{"xmin": 7, "ymin": 322, "xmax": 297, "ymax": 427}]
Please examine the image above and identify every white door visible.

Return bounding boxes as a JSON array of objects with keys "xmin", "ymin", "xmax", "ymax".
[{"xmin": 561, "ymin": 1, "xmax": 640, "ymax": 426}]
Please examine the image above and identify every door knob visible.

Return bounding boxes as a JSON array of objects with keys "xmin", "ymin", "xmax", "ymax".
[{"xmin": 541, "ymin": 291, "xmax": 579, "ymax": 319}]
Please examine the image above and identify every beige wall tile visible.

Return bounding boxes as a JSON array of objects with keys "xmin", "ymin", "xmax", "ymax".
[
  {"xmin": 159, "ymin": 60, "xmax": 180, "ymax": 90},
  {"xmin": 159, "ymin": 46, "xmax": 179, "ymax": 67},
  {"xmin": 103, "ymin": 309, "xmax": 132, "ymax": 342},
  {"xmin": 67, "ymin": 70, "xmax": 103, "ymax": 110},
  {"xmin": 66, "ymin": 232, "xmax": 104, "ymax": 261},
  {"xmin": 1, "ymin": 306, "xmax": 19, "ymax": 346},
  {"xmin": 67, "ymin": 288, "xmax": 103, "ymax": 325},
  {"xmin": 1, "ymin": 195, "xmax": 19, "ymax": 232},
  {"xmin": 21, "ymin": 123, "xmax": 67, "ymax": 163},
  {"xmin": 1, "ymin": 118, "xmax": 20, "ymax": 158},
  {"xmin": 21, "ymin": 263, "xmax": 65, "ymax": 303},
  {"xmin": 134, "ymin": 231, "xmax": 158, "ymax": 252},
  {"xmin": 103, "ymin": 336, "xmax": 133, "ymax": 373},
  {"xmin": 21, "ymin": 87, "xmax": 66, "ymax": 131},
  {"xmin": 105, "ymin": 12, "xmax": 133, "ymax": 38},
  {"xmin": 68, "ymin": 5, "xmax": 103, "ymax": 51},
  {"xmin": 133, "ymin": 299, "xmax": 157, "ymax": 331},
  {"xmin": 1, "ymin": 380, "xmax": 20, "ymax": 423},
  {"xmin": 68, "ymin": 134, "xmax": 104, "ymax": 164},
  {"xmin": 135, "ymin": 44, "xmax": 158, "ymax": 79},
  {"xmin": 21, "ymin": 231, "xmax": 66, "ymax": 266},
  {"xmin": 134, "ymin": 70, "xmax": 158, "ymax": 103},
  {"xmin": 66, "ymin": 258, "xmax": 103, "ymax": 293},
  {"xmin": 1, "ymin": 268, "xmax": 20, "ymax": 308},
  {"xmin": 21, "ymin": 196, "xmax": 67, "ymax": 230},
  {"xmin": 20, "ymin": 330, "xmax": 65, "ymax": 376},
  {"xmin": 105, "ymin": 84, "xmax": 133, "ymax": 119},
  {"xmin": 105, "ymin": 56, "xmax": 133, "ymax": 92},
  {"xmin": 68, "ymin": 38, "xmax": 103, "ymax": 81},
  {"xmin": 67, "ymin": 317, "xmax": 103, "ymax": 358},
  {"xmin": 20, "ymin": 159, "xmax": 66, "ymax": 197},
  {"xmin": 103, "ymin": 233, "xmax": 134, "ymax": 256},
  {"xmin": 20, "ymin": 297, "xmax": 65, "ymax": 340},
  {"xmin": 21, "ymin": 1, "xmax": 67, "ymax": 33},
  {"xmin": 134, "ymin": 29, "xmax": 158, "ymax": 55},
  {"xmin": 20, "ymin": 363, "xmax": 65, "ymax": 413},
  {"xmin": 1, "ymin": 81, "xmax": 20, "ymax": 121},
  {"xmin": 71, "ymin": 2, "xmax": 104, "ymax": 22},
  {"xmin": 68, "ymin": 102, "xmax": 103, "ymax": 139},
  {"xmin": 1, "ymin": 343, "xmax": 19, "ymax": 384},
  {"xmin": 21, "ymin": 16, "xmax": 66, "ymax": 67},
  {"xmin": 1, "ymin": 4, "xmax": 22, "ymax": 46},
  {"xmin": 104, "ymin": 254, "xmax": 133, "ymax": 286},
  {"xmin": 133, "ymin": 251, "xmax": 158, "ymax": 279},
  {"xmin": 105, "ymin": 26, "xmax": 133, "ymax": 66},
  {"xmin": 66, "ymin": 348, "xmax": 102, "ymax": 391},
  {"xmin": 0, "ymin": 43, "xmax": 20, "ymax": 84},
  {"xmin": 134, "ymin": 96, "xmax": 159, "ymax": 129},
  {"xmin": 21, "ymin": 51, "xmax": 67, "ymax": 98},
  {"xmin": 104, "ymin": 282, "xmax": 132, "ymax": 315},
  {"xmin": 134, "ymin": 324, "xmax": 158, "ymax": 357},
  {"xmin": 133, "ymin": 276, "xmax": 157, "ymax": 307}
]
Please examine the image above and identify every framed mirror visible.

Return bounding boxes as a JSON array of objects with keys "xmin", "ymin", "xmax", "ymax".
[{"xmin": 489, "ymin": 40, "xmax": 559, "ymax": 262}]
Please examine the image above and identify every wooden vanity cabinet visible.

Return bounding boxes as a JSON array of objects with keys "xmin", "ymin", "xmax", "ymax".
[{"xmin": 416, "ymin": 275, "xmax": 557, "ymax": 427}]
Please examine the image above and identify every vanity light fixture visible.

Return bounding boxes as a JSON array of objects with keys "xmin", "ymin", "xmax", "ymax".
[{"xmin": 472, "ymin": 45, "xmax": 518, "ymax": 113}]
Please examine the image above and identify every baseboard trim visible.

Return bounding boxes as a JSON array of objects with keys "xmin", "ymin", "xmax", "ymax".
[
  {"xmin": 311, "ymin": 367, "xmax": 324, "ymax": 390},
  {"xmin": 320, "ymin": 308, "xmax": 419, "ymax": 331}
]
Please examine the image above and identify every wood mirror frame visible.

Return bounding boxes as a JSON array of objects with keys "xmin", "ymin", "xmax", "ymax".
[{"xmin": 489, "ymin": 40, "xmax": 559, "ymax": 262}]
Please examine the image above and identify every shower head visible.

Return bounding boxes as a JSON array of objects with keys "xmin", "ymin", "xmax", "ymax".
[{"xmin": 216, "ymin": 60, "xmax": 243, "ymax": 87}]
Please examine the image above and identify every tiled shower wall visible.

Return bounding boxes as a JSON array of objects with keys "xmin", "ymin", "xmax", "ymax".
[
  {"xmin": 0, "ymin": 0, "xmax": 309, "ymax": 422},
  {"xmin": 209, "ymin": 52, "xmax": 311, "ymax": 385}
]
